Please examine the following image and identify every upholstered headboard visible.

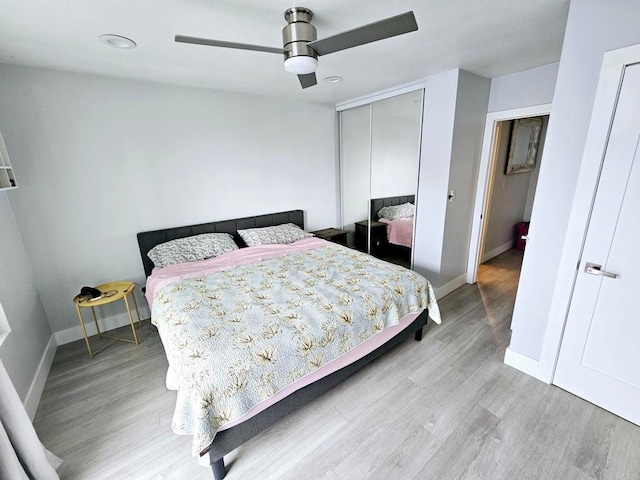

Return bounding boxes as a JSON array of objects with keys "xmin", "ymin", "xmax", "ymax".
[
  {"xmin": 370, "ymin": 195, "xmax": 415, "ymax": 221},
  {"xmin": 137, "ymin": 210, "xmax": 305, "ymax": 278}
]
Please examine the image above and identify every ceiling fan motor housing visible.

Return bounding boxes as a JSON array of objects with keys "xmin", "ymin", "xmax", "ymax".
[{"xmin": 283, "ymin": 7, "xmax": 318, "ymax": 71}]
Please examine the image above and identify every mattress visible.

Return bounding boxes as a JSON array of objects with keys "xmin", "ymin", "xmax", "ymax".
[{"xmin": 146, "ymin": 238, "xmax": 440, "ymax": 456}]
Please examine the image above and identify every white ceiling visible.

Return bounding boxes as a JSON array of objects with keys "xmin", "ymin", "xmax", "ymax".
[{"xmin": 0, "ymin": 0, "xmax": 570, "ymax": 105}]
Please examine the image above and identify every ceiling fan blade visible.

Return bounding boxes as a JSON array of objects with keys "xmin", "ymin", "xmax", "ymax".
[
  {"xmin": 298, "ymin": 73, "xmax": 317, "ymax": 89},
  {"xmin": 175, "ymin": 35, "xmax": 285, "ymax": 54},
  {"xmin": 308, "ymin": 11, "xmax": 418, "ymax": 56}
]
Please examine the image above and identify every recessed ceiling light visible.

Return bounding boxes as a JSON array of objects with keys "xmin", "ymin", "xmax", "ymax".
[
  {"xmin": 99, "ymin": 34, "xmax": 137, "ymax": 49},
  {"xmin": 324, "ymin": 76, "xmax": 343, "ymax": 84}
]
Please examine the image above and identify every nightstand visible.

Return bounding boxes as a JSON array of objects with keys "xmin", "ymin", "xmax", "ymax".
[
  {"xmin": 73, "ymin": 281, "xmax": 143, "ymax": 358},
  {"xmin": 355, "ymin": 220, "xmax": 388, "ymax": 254},
  {"xmin": 312, "ymin": 228, "xmax": 348, "ymax": 246}
]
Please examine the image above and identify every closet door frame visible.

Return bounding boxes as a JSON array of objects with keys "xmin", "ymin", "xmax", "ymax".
[{"xmin": 336, "ymin": 82, "xmax": 427, "ymax": 112}]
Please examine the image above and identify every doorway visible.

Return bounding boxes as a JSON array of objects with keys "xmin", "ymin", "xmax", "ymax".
[{"xmin": 467, "ymin": 105, "xmax": 551, "ymax": 285}]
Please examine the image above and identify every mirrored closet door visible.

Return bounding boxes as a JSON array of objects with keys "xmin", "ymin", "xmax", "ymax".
[{"xmin": 339, "ymin": 89, "xmax": 423, "ymax": 268}]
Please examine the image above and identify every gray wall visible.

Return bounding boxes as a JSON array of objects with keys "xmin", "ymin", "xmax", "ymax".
[
  {"xmin": 0, "ymin": 194, "xmax": 52, "ymax": 400},
  {"xmin": 483, "ymin": 116, "xmax": 548, "ymax": 260},
  {"xmin": 509, "ymin": 0, "xmax": 640, "ymax": 360},
  {"xmin": 0, "ymin": 65, "xmax": 338, "ymax": 336}
]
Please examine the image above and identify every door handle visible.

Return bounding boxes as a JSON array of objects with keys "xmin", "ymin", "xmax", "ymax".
[{"xmin": 584, "ymin": 262, "xmax": 619, "ymax": 279}]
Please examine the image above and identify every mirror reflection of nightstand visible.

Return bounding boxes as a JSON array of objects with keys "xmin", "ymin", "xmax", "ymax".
[
  {"xmin": 354, "ymin": 220, "xmax": 387, "ymax": 254},
  {"xmin": 311, "ymin": 228, "xmax": 348, "ymax": 246}
]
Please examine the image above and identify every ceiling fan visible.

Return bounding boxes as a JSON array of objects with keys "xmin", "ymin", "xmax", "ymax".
[{"xmin": 175, "ymin": 7, "xmax": 418, "ymax": 89}]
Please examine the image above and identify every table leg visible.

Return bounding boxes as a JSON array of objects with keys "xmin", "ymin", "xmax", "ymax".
[
  {"xmin": 90, "ymin": 307, "xmax": 102, "ymax": 338},
  {"xmin": 131, "ymin": 289, "xmax": 143, "ymax": 328},
  {"xmin": 123, "ymin": 294, "xmax": 139, "ymax": 346},
  {"xmin": 75, "ymin": 304, "xmax": 93, "ymax": 359}
]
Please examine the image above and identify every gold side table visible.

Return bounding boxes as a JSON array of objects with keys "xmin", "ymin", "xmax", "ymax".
[{"xmin": 73, "ymin": 281, "xmax": 143, "ymax": 358}]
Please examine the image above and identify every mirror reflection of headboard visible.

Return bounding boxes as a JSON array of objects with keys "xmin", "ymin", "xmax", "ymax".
[{"xmin": 371, "ymin": 195, "xmax": 415, "ymax": 221}]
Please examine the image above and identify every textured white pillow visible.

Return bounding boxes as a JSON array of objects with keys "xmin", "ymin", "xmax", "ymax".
[
  {"xmin": 237, "ymin": 223, "xmax": 313, "ymax": 247},
  {"xmin": 148, "ymin": 233, "xmax": 238, "ymax": 269},
  {"xmin": 378, "ymin": 202, "xmax": 415, "ymax": 220}
]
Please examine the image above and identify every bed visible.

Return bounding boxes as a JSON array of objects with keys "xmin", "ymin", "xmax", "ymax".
[{"xmin": 137, "ymin": 209, "xmax": 439, "ymax": 479}]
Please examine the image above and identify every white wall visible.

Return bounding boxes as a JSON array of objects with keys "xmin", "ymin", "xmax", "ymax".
[
  {"xmin": 413, "ymin": 70, "xmax": 459, "ymax": 283},
  {"xmin": 440, "ymin": 71, "xmax": 491, "ymax": 288},
  {"xmin": 0, "ymin": 65, "xmax": 337, "ymax": 336},
  {"xmin": 488, "ymin": 63, "xmax": 559, "ymax": 113},
  {"xmin": 509, "ymin": 0, "xmax": 640, "ymax": 361},
  {"xmin": 0, "ymin": 194, "xmax": 53, "ymax": 401},
  {"xmin": 413, "ymin": 69, "xmax": 490, "ymax": 290}
]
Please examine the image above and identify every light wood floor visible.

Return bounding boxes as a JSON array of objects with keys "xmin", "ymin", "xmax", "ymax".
[{"xmin": 34, "ymin": 249, "xmax": 640, "ymax": 479}]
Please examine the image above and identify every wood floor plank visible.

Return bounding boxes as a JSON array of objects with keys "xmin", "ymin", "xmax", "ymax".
[
  {"xmin": 32, "ymin": 249, "xmax": 640, "ymax": 480},
  {"xmin": 364, "ymin": 425, "xmax": 441, "ymax": 480},
  {"xmin": 601, "ymin": 417, "xmax": 640, "ymax": 480},
  {"xmin": 277, "ymin": 378, "xmax": 428, "ymax": 480},
  {"xmin": 476, "ymin": 363, "xmax": 529, "ymax": 419},
  {"xmin": 230, "ymin": 406, "xmax": 347, "ymax": 479},
  {"xmin": 564, "ymin": 405, "xmax": 618, "ymax": 478},
  {"xmin": 331, "ymin": 380, "xmax": 442, "ymax": 480},
  {"xmin": 412, "ymin": 405, "xmax": 500, "ymax": 479}
]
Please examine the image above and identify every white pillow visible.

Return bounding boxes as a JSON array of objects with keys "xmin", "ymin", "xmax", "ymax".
[
  {"xmin": 148, "ymin": 233, "xmax": 238, "ymax": 269},
  {"xmin": 237, "ymin": 223, "xmax": 313, "ymax": 247},
  {"xmin": 378, "ymin": 202, "xmax": 415, "ymax": 220}
]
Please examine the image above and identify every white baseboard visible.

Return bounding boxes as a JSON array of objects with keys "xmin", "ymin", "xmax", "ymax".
[
  {"xmin": 55, "ymin": 308, "xmax": 149, "ymax": 346},
  {"xmin": 481, "ymin": 241, "xmax": 515, "ymax": 263},
  {"xmin": 24, "ymin": 334, "xmax": 57, "ymax": 420},
  {"xmin": 504, "ymin": 347, "xmax": 540, "ymax": 378},
  {"xmin": 435, "ymin": 273, "xmax": 468, "ymax": 299}
]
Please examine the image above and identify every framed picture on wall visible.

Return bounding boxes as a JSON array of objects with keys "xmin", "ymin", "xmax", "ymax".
[{"xmin": 505, "ymin": 116, "xmax": 543, "ymax": 174}]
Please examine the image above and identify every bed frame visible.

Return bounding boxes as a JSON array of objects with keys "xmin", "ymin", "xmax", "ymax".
[{"xmin": 137, "ymin": 209, "xmax": 429, "ymax": 480}]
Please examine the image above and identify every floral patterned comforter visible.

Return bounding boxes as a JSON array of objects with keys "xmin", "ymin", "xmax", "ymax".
[{"xmin": 150, "ymin": 241, "xmax": 440, "ymax": 455}]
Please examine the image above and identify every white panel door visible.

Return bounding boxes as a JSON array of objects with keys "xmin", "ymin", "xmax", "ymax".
[{"xmin": 553, "ymin": 62, "xmax": 640, "ymax": 425}]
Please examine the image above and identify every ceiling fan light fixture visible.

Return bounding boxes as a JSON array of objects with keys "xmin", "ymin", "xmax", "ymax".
[{"xmin": 284, "ymin": 56, "xmax": 318, "ymax": 75}]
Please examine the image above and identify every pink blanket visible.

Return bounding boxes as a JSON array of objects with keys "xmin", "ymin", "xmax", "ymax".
[{"xmin": 379, "ymin": 216, "xmax": 414, "ymax": 247}]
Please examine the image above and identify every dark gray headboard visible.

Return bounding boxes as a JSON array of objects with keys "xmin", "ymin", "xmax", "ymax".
[
  {"xmin": 371, "ymin": 195, "xmax": 415, "ymax": 221},
  {"xmin": 137, "ymin": 210, "xmax": 305, "ymax": 278}
]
